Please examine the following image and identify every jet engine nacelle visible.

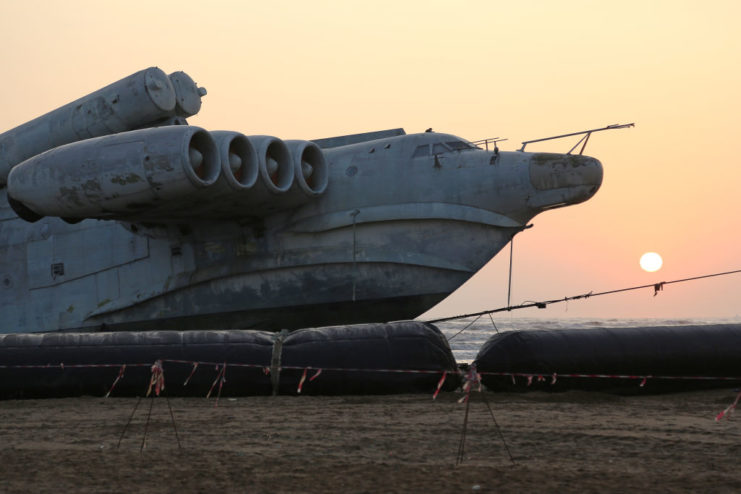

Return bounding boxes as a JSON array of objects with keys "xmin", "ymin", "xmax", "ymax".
[
  {"xmin": 186, "ymin": 136, "xmax": 329, "ymax": 219},
  {"xmin": 167, "ymin": 130, "xmax": 261, "ymax": 219},
  {"xmin": 7, "ymin": 126, "xmax": 219, "ymax": 221},
  {"xmin": 0, "ymin": 67, "xmax": 206, "ymax": 185},
  {"xmin": 251, "ymin": 135, "xmax": 294, "ymax": 194},
  {"xmin": 285, "ymin": 140, "xmax": 328, "ymax": 197},
  {"xmin": 212, "ymin": 131, "xmax": 259, "ymax": 191},
  {"xmin": 231, "ymin": 137, "xmax": 329, "ymax": 216},
  {"xmin": 231, "ymin": 135, "xmax": 295, "ymax": 215}
]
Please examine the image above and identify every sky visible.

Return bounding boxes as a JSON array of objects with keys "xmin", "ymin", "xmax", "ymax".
[{"xmin": 1, "ymin": 0, "xmax": 740, "ymax": 320}]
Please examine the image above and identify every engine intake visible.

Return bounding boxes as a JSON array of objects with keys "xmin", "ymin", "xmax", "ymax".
[
  {"xmin": 211, "ymin": 131, "xmax": 259, "ymax": 190},
  {"xmin": 285, "ymin": 140, "xmax": 328, "ymax": 196},
  {"xmin": 250, "ymin": 136, "xmax": 294, "ymax": 193}
]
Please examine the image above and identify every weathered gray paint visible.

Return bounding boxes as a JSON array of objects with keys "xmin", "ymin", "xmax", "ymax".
[
  {"xmin": 7, "ymin": 126, "xmax": 220, "ymax": 219},
  {"xmin": 0, "ymin": 70, "xmax": 603, "ymax": 334}
]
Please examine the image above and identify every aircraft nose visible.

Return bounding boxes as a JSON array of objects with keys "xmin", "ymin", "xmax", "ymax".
[{"xmin": 527, "ymin": 153, "xmax": 603, "ymax": 209}]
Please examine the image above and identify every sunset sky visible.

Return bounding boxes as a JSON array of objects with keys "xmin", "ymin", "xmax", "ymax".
[{"xmin": 1, "ymin": 0, "xmax": 739, "ymax": 320}]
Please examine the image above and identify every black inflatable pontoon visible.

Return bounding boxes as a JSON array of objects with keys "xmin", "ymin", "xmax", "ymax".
[
  {"xmin": 474, "ymin": 324, "xmax": 741, "ymax": 391},
  {"xmin": 0, "ymin": 321, "xmax": 457, "ymax": 398}
]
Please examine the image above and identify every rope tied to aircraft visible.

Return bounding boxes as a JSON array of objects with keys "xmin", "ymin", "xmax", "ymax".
[{"xmin": 426, "ymin": 268, "xmax": 741, "ymax": 324}]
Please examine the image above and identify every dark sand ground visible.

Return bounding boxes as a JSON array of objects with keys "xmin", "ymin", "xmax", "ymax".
[{"xmin": 1, "ymin": 389, "xmax": 740, "ymax": 493}]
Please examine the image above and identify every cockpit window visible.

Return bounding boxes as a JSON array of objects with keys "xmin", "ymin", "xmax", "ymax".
[
  {"xmin": 413, "ymin": 140, "xmax": 474, "ymax": 158},
  {"xmin": 446, "ymin": 140, "xmax": 476, "ymax": 151},
  {"xmin": 432, "ymin": 143, "xmax": 449, "ymax": 155},
  {"xmin": 412, "ymin": 144, "xmax": 430, "ymax": 158}
]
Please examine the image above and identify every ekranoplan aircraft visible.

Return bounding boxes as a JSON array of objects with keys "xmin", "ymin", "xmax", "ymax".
[{"xmin": 0, "ymin": 67, "xmax": 607, "ymax": 334}]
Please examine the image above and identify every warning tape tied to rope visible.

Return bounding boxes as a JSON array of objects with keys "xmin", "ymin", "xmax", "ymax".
[
  {"xmin": 5, "ymin": 357, "xmax": 741, "ymax": 420},
  {"xmin": 296, "ymin": 368, "xmax": 323, "ymax": 394},
  {"xmin": 146, "ymin": 360, "xmax": 165, "ymax": 397},
  {"xmin": 716, "ymin": 390, "xmax": 741, "ymax": 421},
  {"xmin": 5, "ymin": 359, "xmax": 741, "ymax": 385},
  {"xmin": 432, "ymin": 371, "xmax": 448, "ymax": 400},
  {"xmin": 183, "ymin": 362, "xmax": 198, "ymax": 386},
  {"xmin": 206, "ymin": 363, "xmax": 227, "ymax": 406},
  {"xmin": 458, "ymin": 365, "xmax": 482, "ymax": 404},
  {"xmin": 105, "ymin": 364, "xmax": 126, "ymax": 398},
  {"xmin": 6, "ymin": 359, "xmax": 741, "ymax": 385},
  {"xmin": 483, "ymin": 371, "xmax": 741, "ymax": 382}
]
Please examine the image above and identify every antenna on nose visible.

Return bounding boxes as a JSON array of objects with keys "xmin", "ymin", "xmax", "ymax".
[{"xmin": 518, "ymin": 123, "xmax": 635, "ymax": 154}]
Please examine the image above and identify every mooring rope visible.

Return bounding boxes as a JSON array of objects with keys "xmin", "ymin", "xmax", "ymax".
[{"xmin": 426, "ymin": 268, "xmax": 741, "ymax": 324}]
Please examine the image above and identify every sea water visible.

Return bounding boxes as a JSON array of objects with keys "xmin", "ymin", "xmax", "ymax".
[{"xmin": 435, "ymin": 316, "xmax": 741, "ymax": 363}]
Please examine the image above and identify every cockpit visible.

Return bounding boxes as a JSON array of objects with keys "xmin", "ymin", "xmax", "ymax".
[{"xmin": 411, "ymin": 139, "xmax": 477, "ymax": 158}]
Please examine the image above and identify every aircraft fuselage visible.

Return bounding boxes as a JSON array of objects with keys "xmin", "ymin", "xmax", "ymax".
[{"xmin": 0, "ymin": 129, "xmax": 602, "ymax": 333}]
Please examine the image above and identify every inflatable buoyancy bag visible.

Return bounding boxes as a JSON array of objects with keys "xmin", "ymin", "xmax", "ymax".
[
  {"xmin": 0, "ymin": 330, "xmax": 274, "ymax": 398},
  {"xmin": 0, "ymin": 321, "xmax": 458, "ymax": 398},
  {"xmin": 474, "ymin": 324, "xmax": 741, "ymax": 391},
  {"xmin": 279, "ymin": 321, "xmax": 458, "ymax": 395}
]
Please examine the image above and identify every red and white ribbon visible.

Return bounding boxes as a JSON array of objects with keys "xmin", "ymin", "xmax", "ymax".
[
  {"xmin": 206, "ymin": 363, "xmax": 227, "ymax": 407},
  {"xmin": 146, "ymin": 360, "xmax": 165, "ymax": 397},
  {"xmin": 297, "ymin": 368, "xmax": 323, "ymax": 394},
  {"xmin": 183, "ymin": 362, "xmax": 199, "ymax": 386},
  {"xmin": 458, "ymin": 365, "xmax": 481, "ymax": 404},
  {"xmin": 105, "ymin": 365, "xmax": 126, "ymax": 398},
  {"xmin": 297, "ymin": 368, "xmax": 309, "ymax": 394},
  {"xmin": 716, "ymin": 390, "xmax": 741, "ymax": 421},
  {"xmin": 432, "ymin": 371, "xmax": 448, "ymax": 400},
  {"xmin": 310, "ymin": 369, "xmax": 322, "ymax": 381}
]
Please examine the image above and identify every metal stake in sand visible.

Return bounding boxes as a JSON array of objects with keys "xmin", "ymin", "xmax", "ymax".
[
  {"xmin": 456, "ymin": 393, "xmax": 472, "ymax": 466},
  {"xmin": 455, "ymin": 364, "xmax": 515, "ymax": 466},
  {"xmin": 139, "ymin": 392, "xmax": 182, "ymax": 452},
  {"xmin": 117, "ymin": 360, "xmax": 182, "ymax": 452},
  {"xmin": 141, "ymin": 360, "xmax": 165, "ymax": 452},
  {"xmin": 117, "ymin": 396, "xmax": 142, "ymax": 450},
  {"xmin": 479, "ymin": 390, "xmax": 515, "ymax": 464},
  {"xmin": 165, "ymin": 395, "xmax": 182, "ymax": 449},
  {"xmin": 141, "ymin": 393, "xmax": 156, "ymax": 452}
]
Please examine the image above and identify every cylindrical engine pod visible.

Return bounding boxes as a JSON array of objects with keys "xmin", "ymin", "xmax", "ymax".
[
  {"xmin": 0, "ymin": 67, "xmax": 177, "ymax": 185},
  {"xmin": 249, "ymin": 136, "xmax": 294, "ymax": 193},
  {"xmin": 169, "ymin": 71, "xmax": 207, "ymax": 118},
  {"xmin": 285, "ymin": 140, "xmax": 328, "ymax": 196},
  {"xmin": 0, "ymin": 67, "xmax": 207, "ymax": 185},
  {"xmin": 7, "ymin": 126, "xmax": 219, "ymax": 221}
]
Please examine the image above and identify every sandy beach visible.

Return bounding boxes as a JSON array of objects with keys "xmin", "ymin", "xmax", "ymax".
[{"xmin": 1, "ymin": 389, "xmax": 740, "ymax": 493}]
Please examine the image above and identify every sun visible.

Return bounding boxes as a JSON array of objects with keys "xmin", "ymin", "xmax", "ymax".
[{"xmin": 640, "ymin": 252, "xmax": 663, "ymax": 272}]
